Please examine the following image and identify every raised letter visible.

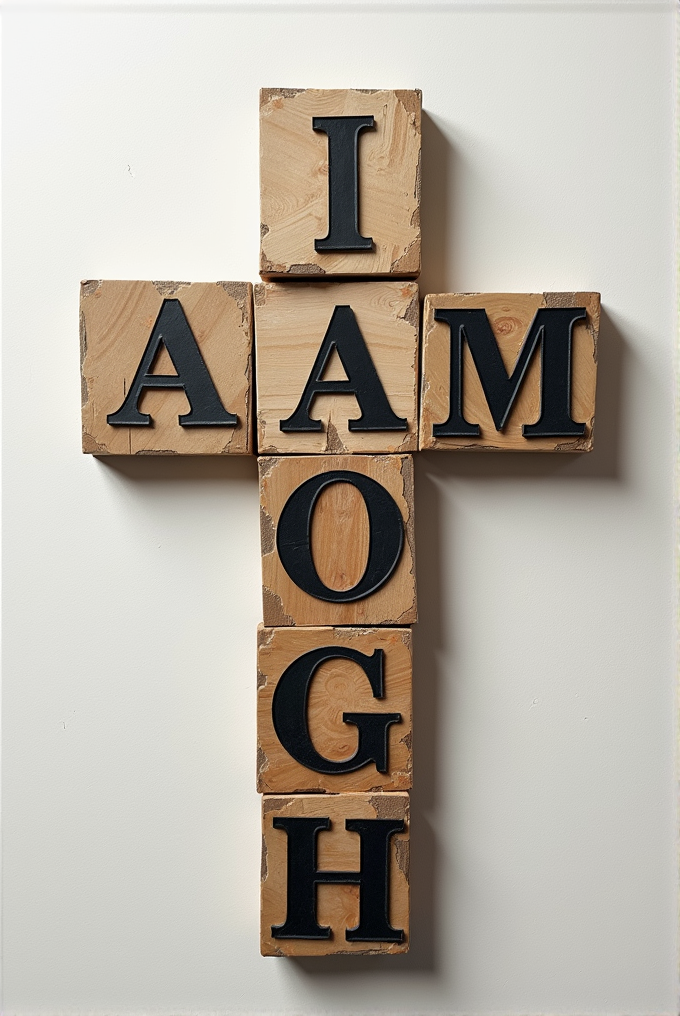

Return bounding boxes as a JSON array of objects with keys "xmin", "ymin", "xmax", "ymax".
[
  {"xmin": 107, "ymin": 299, "xmax": 237, "ymax": 427},
  {"xmin": 271, "ymin": 646, "xmax": 401, "ymax": 774},
  {"xmin": 276, "ymin": 470, "xmax": 404, "ymax": 603},
  {"xmin": 271, "ymin": 816, "xmax": 404, "ymax": 942},
  {"xmin": 280, "ymin": 305, "xmax": 407, "ymax": 433},
  {"xmin": 433, "ymin": 306, "xmax": 587, "ymax": 438},
  {"xmin": 313, "ymin": 116, "xmax": 374, "ymax": 252}
]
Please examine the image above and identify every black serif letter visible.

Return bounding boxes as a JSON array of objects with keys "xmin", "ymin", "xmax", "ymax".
[
  {"xmin": 276, "ymin": 470, "xmax": 404, "ymax": 603},
  {"xmin": 107, "ymin": 298, "xmax": 237, "ymax": 428},
  {"xmin": 433, "ymin": 306, "xmax": 587, "ymax": 438},
  {"xmin": 313, "ymin": 116, "xmax": 374, "ymax": 252},
  {"xmin": 279, "ymin": 305, "xmax": 407, "ymax": 433},
  {"xmin": 271, "ymin": 815, "xmax": 405, "ymax": 942},
  {"xmin": 272, "ymin": 646, "xmax": 401, "ymax": 774}
]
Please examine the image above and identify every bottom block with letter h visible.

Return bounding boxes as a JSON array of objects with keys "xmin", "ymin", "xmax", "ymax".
[{"xmin": 261, "ymin": 792, "xmax": 409, "ymax": 956}]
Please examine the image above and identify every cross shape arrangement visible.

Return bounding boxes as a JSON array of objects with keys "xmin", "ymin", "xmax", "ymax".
[{"xmin": 79, "ymin": 87, "xmax": 600, "ymax": 956}]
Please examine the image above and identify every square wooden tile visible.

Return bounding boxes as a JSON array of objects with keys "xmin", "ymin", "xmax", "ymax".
[
  {"xmin": 80, "ymin": 280, "xmax": 253, "ymax": 455},
  {"xmin": 260, "ymin": 88, "xmax": 421, "ymax": 279},
  {"xmin": 255, "ymin": 281, "xmax": 419, "ymax": 455},
  {"xmin": 261, "ymin": 792, "xmax": 409, "ymax": 956},
  {"xmin": 419, "ymin": 292, "xmax": 599, "ymax": 451},
  {"xmin": 259, "ymin": 455, "xmax": 417, "ymax": 627},
  {"xmin": 257, "ymin": 625, "xmax": 412, "ymax": 794}
]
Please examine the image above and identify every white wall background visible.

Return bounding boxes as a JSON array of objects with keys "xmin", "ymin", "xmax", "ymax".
[{"xmin": 3, "ymin": 2, "xmax": 677, "ymax": 1013}]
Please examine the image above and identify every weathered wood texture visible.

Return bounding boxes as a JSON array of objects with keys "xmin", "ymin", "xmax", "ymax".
[
  {"xmin": 260, "ymin": 88, "xmax": 421, "ymax": 279},
  {"xmin": 259, "ymin": 455, "xmax": 417, "ymax": 626},
  {"xmin": 80, "ymin": 280, "xmax": 253, "ymax": 454},
  {"xmin": 261, "ymin": 792, "xmax": 410, "ymax": 956},
  {"xmin": 419, "ymin": 292, "xmax": 600, "ymax": 451},
  {"xmin": 257, "ymin": 625, "xmax": 412, "ymax": 794},
  {"xmin": 254, "ymin": 281, "xmax": 419, "ymax": 454}
]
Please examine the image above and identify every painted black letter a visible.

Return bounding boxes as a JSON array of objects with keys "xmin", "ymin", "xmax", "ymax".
[
  {"xmin": 280, "ymin": 305, "xmax": 407, "ymax": 433},
  {"xmin": 107, "ymin": 298, "xmax": 237, "ymax": 427}
]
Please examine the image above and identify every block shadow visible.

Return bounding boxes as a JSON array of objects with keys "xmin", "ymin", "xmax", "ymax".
[
  {"xmin": 94, "ymin": 454, "xmax": 258, "ymax": 485},
  {"xmin": 420, "ymin": 111, "xmax": 455, "ymax": 296}
]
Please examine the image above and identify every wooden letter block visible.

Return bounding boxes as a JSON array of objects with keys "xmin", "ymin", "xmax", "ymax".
[
  {"xmin": 255, "ymin": 281, "xmax": 419, "ymax": 455},
  {"xmin": 80, "ymin": 280, "xmax": 253, "ymax": 455},
  {"xmin": 419, "ymin": 292, "xmax": 600, "ymax": 452},
  {"xmin": 261, "ymin": 792, "xmax": 409, "ymax": 956},
  {"xmin": 257, "ymin": 625, "xmax": 412, "ymax": 794},
  {"xmin": 259, "ymin": 454, "xmax": 416, "ymax": 627},
  {"xmin": 260, "ymin": 88, "xmax": 421, "ymax": 279}
]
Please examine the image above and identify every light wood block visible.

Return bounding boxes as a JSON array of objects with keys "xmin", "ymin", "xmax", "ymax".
[
  {"xmin": 80, "ymin": 280, "xmax": 253, "ymax": 455},
  {"xmin": 257, "ymin": 626, "xmax": 412, "ymax": 794},
  {"xmin": 261, "ymin": 792, "xmax": 409, "ymax": 956},
  {"xmin": 259, "ymin": 455, "xmax": 417, "ymax": 627},
  {"xmin": 254, "ymin": 281, "xmax": 419, "ymax": 455},
  {"xmin": 260, "ymin": 88, "xmax": 421, "ymax": 279},
  {"xmin": 419, "ymin": 292, "xmax": 600, "ymax": 452}
]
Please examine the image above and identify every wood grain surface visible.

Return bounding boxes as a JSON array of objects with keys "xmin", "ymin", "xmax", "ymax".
[
  {"xmin": 255, "ymin": 281, "xmax": 419, "ymax": 454},
  {"xmin": 259, "ymin": 454, "xmax": 417, "ymax": 626},
  {"xmin": 261, "ymin": 792, "xmax": 410, "ymax": 956},
  {"xmin": 419, "ymin": 292, "xmax": 599, "ymax": 452},
  {"xmin": 80, "ymin": 280, "xmax": 253, "ymax": 455},
  {"xmin": 257, "ymin": 625, "xmax": 412, "ymax": 794},
  {"xmin": 260, "ymin": 88, "xmax": 421, "ymax": 279}
]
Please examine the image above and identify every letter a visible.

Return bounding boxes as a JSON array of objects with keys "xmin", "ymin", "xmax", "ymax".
[
  {"xmin": 280, "ymin": 305, "xmax": 407, "ymax": 433},
  {"xmin": 107, "ymin": 298, "xmax": 237, "ymax": 427}
]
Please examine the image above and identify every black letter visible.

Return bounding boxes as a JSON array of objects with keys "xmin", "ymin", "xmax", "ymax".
[
  {"xmin": 271, "ymin": 816, "xmax": 405, "ymax": 942},
  {"xmin": 279, "ymin": 305, "xmax": 407, "ymax": 433},
  {"xmin": 272, "ymin": 646, "xmax": 401, "ymax": 774},
  {"xmin": 313, "ymin": 116, "xmax": 374, "ymax": 252},
  {"xmin": 107, "ymin": 299, "xmax": 237, "ymax": 427},
  {"xmin": 432, "ymin": 306, "xmax": 587, "ymax": 438},
  {"xmin": 276, "ymin": 470, "xmax": 404, "ymax": 603}
]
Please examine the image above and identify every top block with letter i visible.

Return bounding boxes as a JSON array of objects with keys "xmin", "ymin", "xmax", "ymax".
[
  {"xmin": 259, "ymin": 88, "xmax": 421, "ymax": 279},
  {"xmin": 419, "ymin": 292, "xmax": 600, "ymax": 452},
  {"xmin": 80, "ymin": 280, "xmax": 253, "ymax": 455}
]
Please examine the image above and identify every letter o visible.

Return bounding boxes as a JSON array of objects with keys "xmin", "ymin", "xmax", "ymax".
[{"xmin": 276, "ymin": 470, "xmax": 404, "ymax": 603}]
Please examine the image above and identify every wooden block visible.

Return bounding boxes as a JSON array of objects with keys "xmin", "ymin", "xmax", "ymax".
[
  {"xmin": 254, "ymin": 281, "xmax": 419, "ymax": 455},
  {"xmin": 419, "ymin": 292, "xmax": 600, "ymax": 452},
  {"xmin": 260, "ymin": 88, "xmax": 421, "ymax": 279},
  {"xmin": 261, "ymin": 792, "xmax": 409, "ymax": 956},
  {"xmin": 259, "ymin": 455, "xmax": 417, "ymax": 627},
  {"xmin": 80, "ymin": 280, "xmax": 253, "ymax": 455},
  {"xmin": 257, "ymin": 625, "xmax": 412, "ymax": 794}
]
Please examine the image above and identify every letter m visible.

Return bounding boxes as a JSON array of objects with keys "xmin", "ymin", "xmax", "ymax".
[{"xmin": 433, "ymin": 305, "xmax": 588, "ymax": 438}]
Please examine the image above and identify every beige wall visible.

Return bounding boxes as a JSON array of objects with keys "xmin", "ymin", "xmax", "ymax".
[{"xmin": 2, "ymin": 2, "xmax": 677, "ymax": 1013}]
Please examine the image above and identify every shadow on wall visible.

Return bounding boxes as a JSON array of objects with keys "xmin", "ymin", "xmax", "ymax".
[
  {"xmin": 292, "ymin": 113, "xmax": 628, "ymax": 982},
  {"xmin": 97, "ymin": 453, "xmax": 258, "ymax": 485},
  {"xmin": 420, "ymin": 111, "xmax": 455, "ymax": 297},
  {"xmin": 97, "ymin": 114, "xmax": 627, "ymax": 981}
]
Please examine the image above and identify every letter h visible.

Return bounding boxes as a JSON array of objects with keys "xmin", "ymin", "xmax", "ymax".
[{"xmin": 271, "ymin": 815, "xmax": 405, "ymax": 942}]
